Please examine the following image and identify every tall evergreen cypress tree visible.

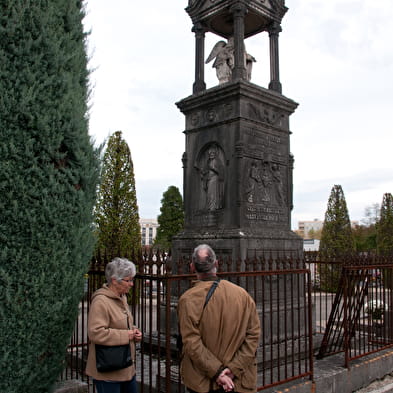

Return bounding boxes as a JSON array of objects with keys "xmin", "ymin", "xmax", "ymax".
[
  {"xmin": 154, "ymin": 185, "xmax": 184, "ymax": 250},
  {"xmin": 95, "ymin": 131, "xmax": 141, "ymax": 258},
  {"xmin": 0, "ymin": 1, "xmax": 99, "ymax": 391},
  {"xmin": 376, "ymin": 193, "xmax": 393, "ymax": 291},
  {"xmin": 352, "ymin": 203, "xmax": 380, "ymax": 252},
  {"xmin": 320, "ymin": 184, "xmax": 355, "ymax": 258},
  {"xmin": 376, "ymin": 193, "xmax": 393, "ymax": 256},
  {"xmin": 318, "ymin": 185, "xmax": 355, "ymax": 291}
]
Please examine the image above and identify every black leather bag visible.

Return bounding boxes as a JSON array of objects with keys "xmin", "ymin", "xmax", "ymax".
[{"xmin": 95, "ymin": 343, "xmax": 132, "ymax": 372}]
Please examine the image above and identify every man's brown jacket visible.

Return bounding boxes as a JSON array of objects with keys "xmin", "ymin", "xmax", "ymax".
[{"xmin": 178, "ymin": 279, "xmax": 261, "ymax": 393}]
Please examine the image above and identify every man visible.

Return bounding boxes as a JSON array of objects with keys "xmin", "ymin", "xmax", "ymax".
[{"xmin": 177, "ymin": 244, "xmax": 261, "ymax": 393}]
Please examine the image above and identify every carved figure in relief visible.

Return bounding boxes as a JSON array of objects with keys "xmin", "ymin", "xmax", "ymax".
[
  {"xmin": 261, "ymin": 163, "xmax": 272, "ymax": 202},
  {"xmin": 199, "ymin": 145, "xmax": 225, "ymax": 211},
  {"xmin": 206, "ymin": 37, "xmax": 256, "ymax": 84},
  {"xmin": 245, "ymin": 161, "xmax": 261, "ymax": 203},
  {"xmin": 271, "ymin": 163, "xmax": 285, "ymax": 205}
]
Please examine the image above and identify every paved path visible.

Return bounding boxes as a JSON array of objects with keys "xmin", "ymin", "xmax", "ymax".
[{"xmin": 355, "ymin": 374, "xmax": 393, "ymax": 393}]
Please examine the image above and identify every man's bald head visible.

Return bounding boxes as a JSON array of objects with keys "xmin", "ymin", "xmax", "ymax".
[{"xmin": 192, "ymin": 244, "xmax": 217, "ymax": 273}]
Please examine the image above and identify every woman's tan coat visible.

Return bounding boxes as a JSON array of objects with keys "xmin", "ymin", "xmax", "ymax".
[
  {"xmin": 178, "ymin": 279, "xmax": 261, "ymax": 393},
  {"xmin": 85, "ymin": 284, "xmax": 136, "ymax": 381}
]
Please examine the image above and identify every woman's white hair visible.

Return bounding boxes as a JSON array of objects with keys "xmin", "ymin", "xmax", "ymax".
[{"xmin": 105, "ymin": 257, "xmax": 136, "ymax": 284}]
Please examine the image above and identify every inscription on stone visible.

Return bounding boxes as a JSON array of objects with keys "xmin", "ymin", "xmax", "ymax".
[
  {"xmin": 243, "ymin": 128, "xmax": 286, "ymax": 163},
  {"xmin": 245, "ymin": 128, "xmax": 282, "ymax": 148},
  {"xmin": 190, "ymin": 210, "xmax": 222, "ymax": 227},
  {"xmin": 245, "ymin": 205, "xmax": 287, "ymax": 223}
]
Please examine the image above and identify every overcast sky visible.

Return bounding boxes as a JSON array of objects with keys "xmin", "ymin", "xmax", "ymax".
[{"xmin": 83, "ymin": 0, "xmax": 393, "ymax": 229}]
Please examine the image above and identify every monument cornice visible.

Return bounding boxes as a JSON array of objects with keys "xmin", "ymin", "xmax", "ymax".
[
  {"xmin": 182, "ymin": 117, "xmax": 291, "ymax": 136},
  {"xmin": 176, "ymin": 81, "xmax": 298, "ymax": 115}
]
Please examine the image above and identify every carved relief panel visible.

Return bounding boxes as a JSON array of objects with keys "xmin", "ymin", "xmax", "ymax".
[
  {"xmin": 240, "ymin": 127, "xmax": 289, "ymax": 226},
  {"xmin": 186, "ymin": 101, "xmax": 235, "ymax": 130},
  {"xmin": 246, "ymin": 102, "xmax": 285, "ymax": 128}
]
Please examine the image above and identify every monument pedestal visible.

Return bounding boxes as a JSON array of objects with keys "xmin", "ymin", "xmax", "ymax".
[{"xmin": 173, "ymin": 81, "xmax": 302, "ymax": 261}]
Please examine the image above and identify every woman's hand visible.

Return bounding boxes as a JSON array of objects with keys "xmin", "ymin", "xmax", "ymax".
[
  {"xmin": 128, "ymin": 327, "xmax": 142, "ymax": 342},
  {"xmin": 133, "ymin": 328, "xmax": 142, "ymax": 342}
]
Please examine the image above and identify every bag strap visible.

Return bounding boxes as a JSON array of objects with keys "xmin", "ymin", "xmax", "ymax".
[
  {"xmin": 203, "ymin": 279, "xmax": 220, "ymax": 309},
  {"xmin": 176, "ymin": 279, "xmax": 220, "ymax": 352}
]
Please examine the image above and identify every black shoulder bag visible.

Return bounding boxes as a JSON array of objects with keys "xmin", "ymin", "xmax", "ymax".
[
  {"xmin": 95, "ymin": 314, "xmax": 133, "ymax": 372},
  {"xmin": 176, "ymin": 278, "xmax": 221, "ymax": 352}
]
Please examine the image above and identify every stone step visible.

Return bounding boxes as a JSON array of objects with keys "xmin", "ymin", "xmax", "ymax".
[{"xmin": 53, "ymin": 379, "xmax": 87, "ymax": 393}]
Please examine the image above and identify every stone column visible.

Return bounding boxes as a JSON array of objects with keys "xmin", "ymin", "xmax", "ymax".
[
  {"xmin": 182, "ymin": 151, "xmax": 188, "ymax": 221},
  {"xmin": 230, "ymin": 3, "xmax": 247, "ymax": 82},
  {"xmin": 268, "ymin": 21, "xmax": 282, "ymax": 94},
  {"xmin": 192, "ymin": 23, "xmax": 206, "ymax": 94},
  {"xmin": 288, "ymin": 153, "xmax": 294, "ymax": 226}
]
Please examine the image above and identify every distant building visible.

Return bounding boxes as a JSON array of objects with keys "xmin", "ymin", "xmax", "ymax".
[
  {"xmin": 298, "ymin": 219, "xmax": 323, "ymax": 238},
  {"xmin": 303, "ymin": 238, "xmax": 320, "ymax": 252},
  {"xmin": 140, "ymin": 218, "xmax": 158, "ymax": 247},
  {"xmin": 298, "ymin": 218, "xmax": 359, "ymax": 238}
]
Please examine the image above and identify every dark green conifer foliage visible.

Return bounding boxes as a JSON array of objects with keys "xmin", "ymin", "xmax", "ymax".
[
  {"xmin": 352, "ymin": 224, "xmax": 377, "ymax": 252},
  {"xmin": 0, "ymin": 1, "xmax": 99, "ymax": 392},
  {"xmin": 377, "ymin": 193, "xmax": 393, "ymax": 291},
  {"xmin": 319, "ymin": 185, "xmax": 355, "ymax": 291},
  {"xmin": 320, "ymin": 185, "xmax": 355, "ymax": 257},
  {"xmin": 154, "ymin": 186, "xmax": 184, "ymax": 250},
  {"xmin": 95, "ymin": 131, "xmax": 141, "ymax": 257},
  {"xmin": 377, "ymin": 193, "xmax": 393, "ymax": 256},
  {"xmin": 352, "ymin": 203, "xmax": 380, "ymax": 252}
]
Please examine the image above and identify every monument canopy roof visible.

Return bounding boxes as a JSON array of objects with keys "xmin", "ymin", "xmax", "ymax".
[{"xmin": 186, "ymin": 0, "xmax": 288, "ymax": 38}]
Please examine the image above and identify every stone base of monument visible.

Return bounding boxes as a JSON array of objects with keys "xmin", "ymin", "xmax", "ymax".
[{"xmin": 172, "ymin": 228, "xmax": 303, "ymax": 264}]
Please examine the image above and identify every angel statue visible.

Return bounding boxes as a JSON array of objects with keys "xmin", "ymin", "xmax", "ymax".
[
  {"xmin": 206, "ymin": 37, "xmax": 256, "ymax": 84},
  {"xmin": 205, "ymin": 38, "xmax": 235, "ymax": 84},
  {"xmin": 245, "ymin": 52, "xmax": 256, "ymax": 81}
]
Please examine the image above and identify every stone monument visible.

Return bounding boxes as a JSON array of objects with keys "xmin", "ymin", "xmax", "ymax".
[{"xmin": 173, "ymin": 0, "xmax": 302, "ymax": 262}]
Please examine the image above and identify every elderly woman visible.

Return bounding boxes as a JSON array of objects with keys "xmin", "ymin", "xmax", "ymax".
[{"xmin": 86, "ymin": 257, "xmax": 142, "ymax": 393}]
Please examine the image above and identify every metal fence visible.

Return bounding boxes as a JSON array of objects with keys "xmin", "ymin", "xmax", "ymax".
[
  {"xmin": 62, "ymin": 252, "xmax": 393, "ymax": 392},
  {"xmin": 62, "ymin": 253, "xmax": 313, "ymax": 392},
  {"xmin": 306, "ymin": 252, "xmax": 393, "ymax": 367}
]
